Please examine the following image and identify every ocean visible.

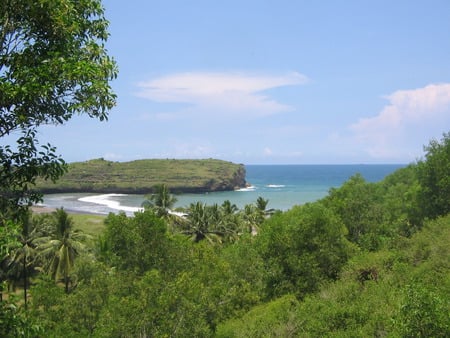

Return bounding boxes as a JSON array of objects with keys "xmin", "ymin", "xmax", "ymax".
[{"xmin": 41, "ymin": 164, "xmax": 406, "ymax": 215}]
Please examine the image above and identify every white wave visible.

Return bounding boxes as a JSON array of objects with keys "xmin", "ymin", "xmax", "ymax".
[
  {"xmin": 168, "ymin": 210, "xmax": 187, "ymax": 217},
  {"xmin": 236, "ymin": 185, "xmax": 256, "ymax": 192},
  {"xmin": 266, "ymin": 184, "xmax": 285, "ymax": 188},
  {"xmin": 78, "ymin": 194, "xmax": 143, "ymax": 213}
]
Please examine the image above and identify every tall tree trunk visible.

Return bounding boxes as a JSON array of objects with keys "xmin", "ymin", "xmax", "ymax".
[
  {"xmin": 64, "ymin": 274, "xmax": 69, "ymax": 294},
  {"xmin": 23, "ymin": 253, "xmax": 28, "ymax": 311}
]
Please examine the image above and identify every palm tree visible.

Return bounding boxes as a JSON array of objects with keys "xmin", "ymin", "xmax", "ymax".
[
  {"xmin": 181, "ymin": 202, "xmax": 224, "ymax": 243},
  {"xmin": 242, "ymin": 197, "xmax": 274, "ymax": 236},
  {"xmin": 141, "ymin": 184, "xmax": 178, "ymax": 218},
  {"xmin": 221, "ymin": 200, "xmax": 238, "ymax": 216},
  {"xmin": 36, "ymin": 208, "xmax": 88, "ymax": 293},
  {"xmin": 179, "ymin": 201, "xmax": 245, "ymax": 243},
  {"xmin": 256, "ymin": 197, "xmax": 269, "ymax": 213},
  {"xmin": 7, "ymin": 211, "xmax": 40, "ymax": 309},
  {"xmin": 243, "ymin": 204, "xmax": 260, "ymax": 235},
  {"xmin": 218, "ymin": 200, "xmax": 242, "ymax": 241},
  {"xmin": 256, "ymin": 196, "xmax": 274, "ymax": 218}
]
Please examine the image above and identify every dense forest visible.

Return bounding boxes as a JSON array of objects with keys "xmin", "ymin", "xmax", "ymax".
[{"xmin": 1, "ymin": 133, "xmax": 449, "ymax": 337}]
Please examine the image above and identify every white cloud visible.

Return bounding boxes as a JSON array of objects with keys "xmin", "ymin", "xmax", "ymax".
[
  {"xmin": 263, "ymin": 147, "xmax": 273, "ymax": 156},
  {"xmin": 135, "ymin": 71, "xmax": 307, "ymax": 118},
  {"xmin": 350, "ymin": 83, "xmax": 450, "ymax": 160}
]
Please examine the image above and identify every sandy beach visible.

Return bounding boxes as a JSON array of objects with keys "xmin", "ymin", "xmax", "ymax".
[{"xmin": 31, "ymin": 205, "xmax": 102, "ymax": 215}]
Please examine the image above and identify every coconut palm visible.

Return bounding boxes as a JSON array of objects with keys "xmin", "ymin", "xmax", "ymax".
[
  {"xmin": 221, "ymin": 200, "xmax": 239, "ymax": 216},
  {"xmin": 36, "ymin": 208, "xmax": 88, "ymax": 293},
  {"xmin": 180, "ymin": 202, "xmax": 223, "ymax": 243},
  {"xmin": 180, "ymin": 201, "xmax": 245, "ymax": 243},
  {"xmin": 7, "ymin": 211, "xmax": 39, "ymax": 309},
  {"xmin": 141, "ymin": 184, "xmax": 178, "ymax": 218},
  {"xmin": 218, "ymin": 200, "xmax": 243, "ymax": 241},
  {"xmin": 256, "ymin": 196, "xmax": 274, "ymax": 218},
  {"xmin": 243, "ymin": 204, "xmax": 260, "ymax": 235}
]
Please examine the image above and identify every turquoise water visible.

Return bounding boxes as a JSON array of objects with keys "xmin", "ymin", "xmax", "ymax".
[{"xmin": 42, "ymin": 164, "xmax": 406, "ymax": 215}]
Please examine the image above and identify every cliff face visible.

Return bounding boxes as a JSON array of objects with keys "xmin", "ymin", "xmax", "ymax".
[
  {"xmin": 203, "ymin": 165, "xmax": 246, "ymax": 192},
  {"xmin": 232, "ymin": 165, "xmax": 247, "ymax": 189},
  {"xmin": 35, "ymin": 159, "xmax": 247, "ymax": 194}
]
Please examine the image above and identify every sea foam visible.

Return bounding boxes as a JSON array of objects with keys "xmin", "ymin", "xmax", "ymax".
[
  {"xmin": 235, "ymin": 185, "xmax": 256, "ymax": 192},
  {"xmin": 78, "ymin": 194, "xmax": 143, "ymax": 213}
]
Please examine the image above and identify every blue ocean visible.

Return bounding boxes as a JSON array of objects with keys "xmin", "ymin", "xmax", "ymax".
[{"xmin": 41, "ymin": 164, "xmax": 406, "ymax": 215}]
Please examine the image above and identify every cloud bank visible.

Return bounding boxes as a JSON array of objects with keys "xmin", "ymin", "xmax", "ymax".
[
  {"xmin": 135, "ymin": 71, "xmax": 307, "ymax": 117},
  {"xmin": 350, "ymin": 83, "xmax": 450, "ymax": 159}
]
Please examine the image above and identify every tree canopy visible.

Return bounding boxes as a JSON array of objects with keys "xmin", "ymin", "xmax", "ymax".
[
  {"xmin": 0, "ymin": 0, "xmax": 117, "ymax": 219},
  {"xmin": 417, "ymin": 132, "xmax": 450, "ymax": 220}
]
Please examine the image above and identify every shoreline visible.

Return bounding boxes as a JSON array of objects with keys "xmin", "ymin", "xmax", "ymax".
[{"xmin": 31, "ymin": 205, "xmax": 106, "ymax": 216}]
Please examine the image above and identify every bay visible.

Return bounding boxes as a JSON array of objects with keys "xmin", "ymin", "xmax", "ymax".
[{"xmin": 41, "ymin": 164, "xmax": 406, "ymax": 215}]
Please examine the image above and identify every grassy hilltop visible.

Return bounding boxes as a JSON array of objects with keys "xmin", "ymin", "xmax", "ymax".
[{"xmin": 35, "ymin": 158, "xmax": 247, "ymax": 194}]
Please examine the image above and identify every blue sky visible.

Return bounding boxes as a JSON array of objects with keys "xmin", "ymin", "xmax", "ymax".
[{"xmin": 41, "ymin": 0, "xmax": 450, "ymax": 164}]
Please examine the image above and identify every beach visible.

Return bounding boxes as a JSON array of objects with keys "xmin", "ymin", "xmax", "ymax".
[{"xmin": 40, "ymin": 164, "xmax": 406, "ymax": 216}]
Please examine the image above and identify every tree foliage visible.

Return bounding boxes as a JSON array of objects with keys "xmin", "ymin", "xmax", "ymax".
[
  {"xmin": 103, "ymin": 210, "xmax": 170, "ymax": 274},
  {"xmin": 141, "ymin": 184, "xmax": 178, "ymax": 217},
  {"xmin": 417, "ymin": 132, "xmax": 450, "ymax": 220},
  {"xmin": 256, "ymin": 203, "xmax": 353, "ymax": 299},
  {"xmin": 0, "ymin": 0, "xmax": 117, "ymax": 218},
  {"xmin": 37, "ymin": 208, "xmax": 89, "ymax": 293}
]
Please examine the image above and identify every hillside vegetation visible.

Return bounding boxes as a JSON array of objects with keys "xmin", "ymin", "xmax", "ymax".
[
  {"xmin": 1, "ymin": 133, "xmax": 449, "ymax": 337},
  {"xmin": 34, "ymin": 158, "xmax": 247, "ymax": 193}
]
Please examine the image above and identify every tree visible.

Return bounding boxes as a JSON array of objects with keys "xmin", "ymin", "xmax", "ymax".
[
  {"xmin": 221, "ymin": 199, "xmax": 238, "ymax": 216},
  {"xmin": 322, "ymin": 174, "xmax": 386, "ymax": 250},
  {"xmin": 379, "ymin": 164, "xmax": 422, "ymax": 236},
  {"xmin": 217, "ymin": 200, "xmax": 243, "ymax": 241},
  {"xmin": 417, "ymin": 132, "xmax": 450, "ymax": 220},
  {"xmin": 181, "ymin": 202, "xmax": 236, "ymax": 243},
  {"xmin": 0, "ymin": 219, "xmax": 20, "ymax": 301},
  {"xmin": 6, "ymin": 211, "xmax": 40, "ymax": 309},
  {"xmin": 242, "ymin": 204, "xmax": 260, "ymax": 235},
  {"xmin": 256, "ymin": 196, "xmax": 274, "ymax": 219},
  {"xmin": 141, "ymin": 184, "xmax": 178, "ymax": 218},
  {"xmin": 37, "ymin": 208, "xmax": 88, "ymax": 293},
  {"xmin": 103, "ymin": 210, "xmax": 170, "ymax": 274},
  {"xmin": 256, "ymin": 203, "xmax": 353, "ymax": 299},
  {"xmin": 0, "ymin": 0, "xmax": 117, "ymax": 219}
]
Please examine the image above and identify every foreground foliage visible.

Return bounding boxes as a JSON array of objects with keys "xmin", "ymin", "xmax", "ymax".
[
  {"xmin": 1, "ymin": 133, "xmax": 449, "ymax": 337},
  {"xmin": 0, "ymin": 0, "xmax": 117, "ymax": 221},
  {"xmin": 217, "ymin": 214, "xmax": 450, "ymax": 337}
]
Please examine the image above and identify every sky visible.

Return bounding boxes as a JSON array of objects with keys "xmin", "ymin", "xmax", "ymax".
[{"xmin": 39, "ymin": 1, "xmax": 450, "ymax": 164}]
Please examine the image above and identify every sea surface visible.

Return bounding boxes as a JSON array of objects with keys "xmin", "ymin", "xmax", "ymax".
[{"xmin": 41, "ymin": 164, "xmax": 406, "ymax": 215}]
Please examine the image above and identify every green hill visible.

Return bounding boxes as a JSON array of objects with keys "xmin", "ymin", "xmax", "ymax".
[{"xmin": 34, "ymin": 158, "xmax": 247, "ymax": 194}]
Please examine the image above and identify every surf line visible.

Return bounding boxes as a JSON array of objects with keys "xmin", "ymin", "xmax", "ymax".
[{"xmin": 78, "ymin": 194, "xmax": 143, "ymax": 213}]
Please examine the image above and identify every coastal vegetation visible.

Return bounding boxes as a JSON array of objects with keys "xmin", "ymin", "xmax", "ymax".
[
  {"xmin": 0, "ymin": 0, "xmax": 448, "ymax": 336},
  {"xmin": 33, "ymin": 158, "xmax": 247, "ymax": 194},
  {"xmin": 1, "ymin": 132, "xmax": 449, "ymax": 336},
  {"xmin": 0, "ymin": 0, "xmax": 117, "ymax": 220}
]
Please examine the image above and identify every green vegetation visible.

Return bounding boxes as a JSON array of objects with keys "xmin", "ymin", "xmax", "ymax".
[
  {"xmin": 1, "ymin": 0, "xmax": 116, "ymax": 332},
  {"xmin": 69, "ymin": 213, "xmax": 106, "ymax": 237},
  {"xmin": 0, "ymin": 0, "xmax": 117, "ymax": 221},
  {"xmin": 34, "ymin": 158, "xmax": 247, "ymax": 193},
  {"xmin": 1, "ymin": 132, "xmax": 449, "ymax": 337},
  {"xmin": 0, "ymin": 1, "xmax": 449, "ymax": 336}
]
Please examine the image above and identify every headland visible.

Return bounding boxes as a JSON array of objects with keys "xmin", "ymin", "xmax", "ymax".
[{"xmin": 34, "ymin": 158, "xmax": 247, "ymax": 194}]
